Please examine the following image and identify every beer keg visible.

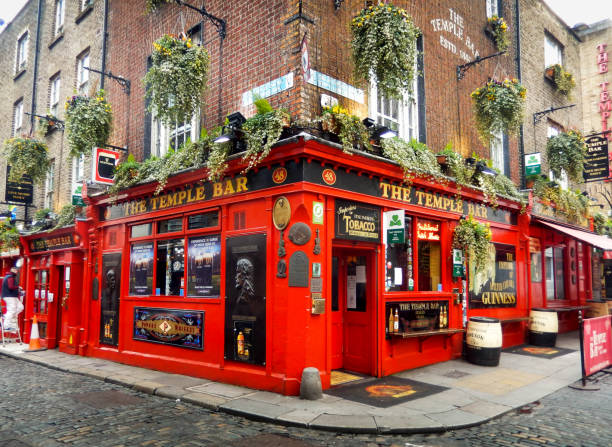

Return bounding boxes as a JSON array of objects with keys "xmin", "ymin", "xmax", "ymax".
[
  {"xmin": 466, "ymin": 316, "xmax": 502, "ymax": 366},
  {"xmin": 528, "ymin": 308, "xmax": 558, "ymax": 347}
]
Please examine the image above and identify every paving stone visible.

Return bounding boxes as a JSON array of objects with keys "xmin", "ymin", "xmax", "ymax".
[
  {"xmin": 220, "ymin": 398, "xmax": 292, "ymax": 421},
  {"xmin": 309, "ymin": 414, "xmax": 378, "ymax": 433},
  {"xmin": 155, "ymin": 385, "xmax": 189, "ymax": 398},
  {"xmin": 181, "ymin": 392, "xmax": 228, "ymax": 410},
  {"xmin": 187, "ymin": 382, "xmax": 253, "ymax": 399}
]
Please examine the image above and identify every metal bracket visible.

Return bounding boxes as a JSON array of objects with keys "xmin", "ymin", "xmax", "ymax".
[
  {"xmin": 175, "ymin": 0, "xmax": 226, "ymax": 40},
  {"xmin": 456, "ymin": 51, "xmax": 506, "ymax": 80},
  {"xmin": 25, "ymin": 112, "xmax": 65, "ymax": 130},
  {"xmin": 284, "ymin": 0, "xmax": 314, "ymax": 25},
  {"xmin": 85, "ymin": 67, "xmax": 131, "ymax": 94},
  {"xmin": 533, "ymin": 104, "xmax": 576, "ymax": 125}
]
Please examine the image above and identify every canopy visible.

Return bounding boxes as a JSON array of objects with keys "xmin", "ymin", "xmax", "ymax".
[{"xmin": 535, "ymin": 219, "xmax": 612, "ymax": 251}]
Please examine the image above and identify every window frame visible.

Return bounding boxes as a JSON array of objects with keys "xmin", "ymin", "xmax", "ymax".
[
  {"xmin": 544, "ymin": 33, "xmax": 563, "ymax": 68},
  {"xmin": 486, "ymin": 0, "xmax": 500, "ymax": 18},
  {"xmin": 13, "ymin": 99, "xmax": 24, "ymax": 135},
  {"xmin": 44, "ymin": 162, "xmax": 55, "ymax": 209},
  {"xmin": 76, "ymin": 50, "xmax": 90, "ymax": 94},
  {"xmin": 49, "ymin": 73, "xmax": 61, "ymax": 117},
  {"xmin": 16, "ymin": 31, "xmax": 29, "ymax": 72},
  {"xmin": 544, "ymin": 245, "xmax": 567, "ymax": 301},
  {"xmin": 55, "ymin": 0, "xmax": 65, "ymax": 36}
]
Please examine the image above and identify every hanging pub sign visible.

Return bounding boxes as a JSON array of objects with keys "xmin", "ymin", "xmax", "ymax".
[
  {"xmin": 187, "ymin": 234, "xmax": 221, "ymax": 297},
  {"xmin": 335, "ymin": 199, "xmax": 380, "ymax": 242},
  {"xmin": 469, "ymin": 243, "xmax": 517, "ymax": 308},
  {"xmin": 5, "ymin": 166, "xmax": 33, "ymax": 204},
  {"xmin": 524, "ymin": 153, "xmax": 541, "ymax": 176},
  {"xmin": 583, "ymin": 136, "xmax": 610, "ymax": 182},
  {"xmin": 384, "ymin": 209, "xmax": 405, "ymax": 244},
  {"xmin": 133, "ymin": 307, "xmax": 204, "ymax": 350},
  {"xmin": 92, "ymin": 147, "xmax": 122, "ymax": 184}
]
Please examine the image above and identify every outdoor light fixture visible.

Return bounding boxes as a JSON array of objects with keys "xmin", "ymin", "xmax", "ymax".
[
  {"xmin": 362, "ymin": 117, "xmax": 397, "ymax": 142},
  {"xmin": 475, "ymin": 161, "xmax": 498, "ymax": 177},
  {"xmin": 214, "ymin": 112, "xmax": 246, "ymax": 144}
]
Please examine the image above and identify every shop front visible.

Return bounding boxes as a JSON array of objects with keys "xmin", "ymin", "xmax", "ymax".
[
  {"xmin": 20, "ymin": 221, "xmax": 88, "ymax": 352},
  {"xmin": 81, "ymin": 136, "xmax": 526, "ymax": 395}
]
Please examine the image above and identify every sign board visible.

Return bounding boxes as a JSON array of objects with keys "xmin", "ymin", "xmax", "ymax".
[
  {"xmin": 583, "ymin": 136, "xmax": 610, "ymax": 182},
  {"xmin": 92, "ymin": 147, "xmax": 121, "ymax": 184},
  {"xmin": 72, "ymin": 184, "xmax": 85, "ymax": 206},
  {"xmin": 335, "ymin": 199, "xmax": 380, "ymax": 242},
  {"xmin": 312, "ymin": 201, "xmax": 324, "ymax": 225},
  {"xmin": 582, "ymin": 315, "xmax": 612, "ymax": 376},
  {"xmin": 469, "ymin": 243, "xmax": 517, "ymax": 308},
  {"xmin": 384, "ymin": 209, "xmax": 405, "ymax": 244},
  {"xmin": 5, "ymin": 166, "xmax": 33, "ymax": 204},
  {"xmin": 452, "ymin": 249, "xmax": 464, "ymax": 278},
  {"xmin": 133, "ymin": 307, "xmax": 204, "ymax": 350},
  {"xmin": 524, "ymin": 153, "xmax": 541, "ymax": 176}
]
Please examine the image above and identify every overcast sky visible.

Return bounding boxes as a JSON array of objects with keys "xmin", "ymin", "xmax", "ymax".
[{"xmin": 0, "ymin": 0, "xmax": 610, "ymax": 33}]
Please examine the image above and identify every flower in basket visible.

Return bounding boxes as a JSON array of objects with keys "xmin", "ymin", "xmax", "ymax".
[
  {"xmin": 487, "ymin": 16, "xmax": 509, "ymax": 52},
  {"xmin": 453, "ymin": 215, "xmax": 492, "ymax": 272},
  {"xmin": 548, "ymin": 64, "xmax": 576, "ymax": 98},
  {"xmin": 2, "ymin": 136, "xmax": 51, "ymax": 184},
  {"xmin": 471, "ymin": 78, "xmax": 526, "ymax": 143},
  {"xmin": 65, "ymin": 90, "xmax": 112, "ymax": 158},
  {"xmin": 351, "ymin": 3, "xmax": 420, "ymax": 100},
  {"xmin": 144, "ymin": 34, "xmax": 209, "ymax": 125},
  {"xmin": 0, "ymin": 221, "xmax": 20, "ymax": 252},
  {"xmin": 546, "ymin": 129, "xmax": 586, "ymax": 183},
  {"xmin": 320, "ymin": 105, "xmax": 371, "ymax": 153}
]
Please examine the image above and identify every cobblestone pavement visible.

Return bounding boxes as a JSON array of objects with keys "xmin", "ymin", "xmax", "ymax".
[{"xmin": 1, "ymin": 356, "xmax": 611, "ymax": 447}]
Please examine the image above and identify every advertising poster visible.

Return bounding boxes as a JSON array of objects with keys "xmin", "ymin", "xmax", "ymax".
[
  {"xmin": 187, "ymin": 235, "xmax": 221, "ymax": 297},
  {"xmin": 133, "ymin": 307, "xmax": 204, "ymax": 350},
  {"xmin": 100, "ymin": 253, "xmax": 122, "ymax": 346},
  {"xmin": 583, "ymin": 315, "xmax": 612, "ymax": 376},
  {"xmin": 469, "ymin": 243, "xmax": 517, "ymax": 309},
  {"xmin": 225, "ymin": 234, "xmax": 267, "ymax": 365},
  {"xmin": 129, "ymin": 242, "xmax": 154, "ymax": 295}
]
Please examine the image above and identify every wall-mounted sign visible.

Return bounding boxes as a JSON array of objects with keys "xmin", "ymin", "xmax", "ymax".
[
  {"xmin": 307, "ymin": 70, "xmax": 364, "ymax": 103},
  {"xmin": 242, "ymin": 72, "xmax": 294, "ymax": 106},
  {"xmin": 29, "ymin": 234, "xmax": 77, "ymax": 252},
  {"xmin": 312, "ymin": 201, "xmax": 324, "ymax": 225},
  {"xmin": 583, "ymin": 136, "xmax": 609, "ymax": 182},
  {"xmin": 384, "ymin": 210, "xmax": 405, "ymax": 244},
  {"xmin": 92, "ymin": 147, "xmax": 121, "ymax": 185},
  {"xmin": 385, "ymin": 300, "xmax": 449, "ymax": 335},
  {"xmin": 133, "ymin": 307, "xmax": 204, "ymax": 350},
  {"xmin": 469, "ymin": 243, "xmax": 517, "ymax": 309},
  {"xmin": 72, "ymin": 184, "xmax": 86, "ymax": 206},
  {"xmin": 416, "ymin": 220, "xmax": 440, "ymax": 241},
  {"xmin": 335, "ymin": 199, "xmax": 380, "ymax": 242},
  {"xmin": 5, "ymin": 166, "xmax": 33, "ymax": 204},
  {"xmin": 301, "ymin": 33, "xmax": 310, "ymax": 83},
  {"xmin": 524, "ymin": 153, "xmax": 541, "ymax": 176},
  {"xmin": 452, "ymin": 249, "xmax": 464, "ymax": 278},
  {"xmin": 273, "ymin": 196, "xmax": 291, "ymax": 230}
]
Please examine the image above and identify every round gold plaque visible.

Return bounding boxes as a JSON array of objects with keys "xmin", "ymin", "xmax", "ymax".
[{"xmin": 273, "ymin": 196, "xmax": 291, "ymax": 230}]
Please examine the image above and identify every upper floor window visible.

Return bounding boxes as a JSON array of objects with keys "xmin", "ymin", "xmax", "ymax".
[
  {"xmin": 55, "ymin": 0, "xmax": 65, "ymax": 36},
  {"xmin": 44, "ymin": 162, "xmax": 55, "ymax": 209},
  {"xmin": 13, "ymin": 100, "xmax": 24, "ymax": 135},
  {"xmin": 545, "ymin": 34, "xmax": 563, "ymax": 68},
  {"xmin": 16, "ymin": 31, "xmax": 28, "ymax": 72},
  {"xmin": 49, "ymin": 74, "xmax": 61, "ymax": 117},
  {"xmin": 486, "ymin": 0, "xmax": 500, "ymax": 18},
  {"xmin": 490, "ymin": 130, "xmax": 507, "ymax": 175},
  {"xmin": 77, "ymin": 51, "xmax": 90, "ymax": 94},
  {"xmin": 73, "ymin": 154, "xmax": 85, "ymax": 184}
]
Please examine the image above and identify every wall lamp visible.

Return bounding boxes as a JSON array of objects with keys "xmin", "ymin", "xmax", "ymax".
[
  {"xmin": 362, "ymin": 118, "xmax": 397, "ymax": 142},
  {"xmin": 214, "ymin": 112, "xmax": 247, "ymax": 144},
  {"xmin": 476, "ymin": 161, "xmax": 498, "ymax": 177}
]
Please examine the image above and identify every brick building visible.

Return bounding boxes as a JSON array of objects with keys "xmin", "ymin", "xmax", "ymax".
[{"xmin": 0, "ymin": 0, "xmax": 104, "ymax": 223}]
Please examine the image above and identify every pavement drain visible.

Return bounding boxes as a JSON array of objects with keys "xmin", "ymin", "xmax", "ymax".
[
  {"xmin": 442, "ymin": 370, "xmax": 472, "ymax": 379},
  {"xmin": 67, "ymin": 390, "xmax": 146, "ymax": 409},
  {"xmin": 219, "ymin": 434, "xmax": 316, "ymax": 447}
]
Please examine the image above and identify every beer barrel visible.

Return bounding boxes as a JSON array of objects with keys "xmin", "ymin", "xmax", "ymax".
[
  {"xmin": 465, "ymin": 317, "xmax": 502, "ymax": 366},
  {"xmin": 528, "ymin": 308, "xmax": 558, "ymax": 347}
]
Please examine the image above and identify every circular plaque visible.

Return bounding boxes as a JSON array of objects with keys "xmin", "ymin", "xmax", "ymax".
[
  {"xmin": 273, "ymin": 196, "xmax": 291, "ymax": 230},
  {"xmin": 288, "ymin": 222, "xmax": 312, "ymax": 245}
]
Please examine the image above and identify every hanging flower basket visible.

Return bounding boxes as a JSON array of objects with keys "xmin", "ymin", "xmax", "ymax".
[
  {"xmin": 486, "ymin": 16, "xmax": 509, "ymax": 52},
  {"xmin": 144, "ymin": 34, "xmax": 210, "ymax": 125},
  {"xmin": 145, "ymin": 0, "xmax": 172, "ymax": 13},
  {"xmin": 350, "ymin": 3, "xmax": 420, "ymax": 100},
  {"xmin": 471, "ymin": 78, "xmax": 526, "ymax": 143},
  {"xmin": 453, "ymin": 215, "xmax": 492, "ymax": 272},
  {"xmin": 2, "ymin": 136, "xmax": 50, "ymax": 184},
  {"xmin": 547, "ymin": 64, "xmax": 576, "ymax": 98},
  {"xmin": 65, "ymin": 90, "xmax": 112, "ymax": 158},
  {"xmin": 546, "ymin": 130, "xmax": 586, "ymax": 183}
]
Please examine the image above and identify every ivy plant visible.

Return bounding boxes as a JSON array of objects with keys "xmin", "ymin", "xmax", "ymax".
[
  {"xmin": 3, "ymin": 136, "xmax": 50, "ymax": 184},
  {"xmin": 381, "ymin": 137, "xmax": 442, "ymax": 183},
  {"xmin": 546, "ymin": 130, "xmax": 586, "ymax": 183},
  {"xmin": 320, "ymin": 105, "xmax": 371, "ymax": 154},
  {"xmin": 453, "ymin": 215, "xmax": 492, "ymax": 272},
  {"xmin": 65, "ymin": 91, "xmax": 113, "ymax": 157}
]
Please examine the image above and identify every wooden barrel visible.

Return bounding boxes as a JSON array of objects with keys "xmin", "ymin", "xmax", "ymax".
[
  {"xmin": 466, "ymin": 317, "xmax": 502, "ymax": 366},
  {"xmin": 528, "ymin": 308, "xmax": 558, "ymax": 347}
]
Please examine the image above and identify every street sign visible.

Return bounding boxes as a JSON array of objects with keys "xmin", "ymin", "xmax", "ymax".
[{"xmin": 525, "ymin": 153, "xmax": 541, "ymax": 176}]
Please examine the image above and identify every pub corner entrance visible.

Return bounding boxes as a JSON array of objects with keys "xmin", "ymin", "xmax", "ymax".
[{"xmin": 331, "ymin": 247, "xmax": 377, "ymax": 377}]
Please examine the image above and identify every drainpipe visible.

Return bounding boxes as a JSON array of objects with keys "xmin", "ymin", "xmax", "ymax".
[
  {"xmin": 100, "ymin": 0, "xmax": 109, "ymax": 89},
  {"xmin": 515, "ymin": 0, "xmax": 525, "ymax": 188},
  {"xmin": 30, "ymin": 0, "xmax": 43, "ymax": 131}
]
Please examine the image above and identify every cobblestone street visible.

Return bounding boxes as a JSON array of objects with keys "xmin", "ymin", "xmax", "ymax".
[{"xmin": 1, "ymin": 356, "xmax": 611, "ymax": 447}]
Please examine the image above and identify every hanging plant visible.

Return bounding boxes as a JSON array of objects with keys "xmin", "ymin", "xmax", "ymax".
[
  {"xmin": 3, "ymin": 136, "xmax": 50, "ymax": 184},
  {"xmin": 0, "ymin": 221, "xmax": 20, "ymax": 252},
  {"xmin": 144, "ymin": 34, "xmax": 209, "ymax": 125},
  {"xmin": 320, "ymin": 105, "xmax": 371, "ymax": 153},
  {"xmin": 548, "ymin": 64, "xmax": 576, "ymax": 98},
  {"xmin": 546, "ymin": 130, "xmax": 586, "ymax": 183},
  {"xmin": 51, "ymin": 204, "xmax": 79, "ymax": 231},
  {"xmin": 381, "ymin": 137, "xmax": 442, "ymax": 183},
  {"xmin": 436, "ymin": 146, "xmax": 476, "ymax": 188},
  {"xmin": 453, "ymin": 215, "xmax": 492, "ymax": 272},
  {"xmin": 532, "ymin": 178, "xmax": 590, "ymax": 224},
  {"xmin": 486, "ymin": 16, "xmax": 509, "ymax": 52},
  {"xmin": 471, "ymin": 78, "xmax": 526, "ymax": 143},
  {"xmin": 351, "ymin": 3, "xmax": 420, "ymax": 99},
  {"xmin": 108, "ymin": 154, "xmax": 142, "ymax": 197},
  {"xmin": 65, "ymin": 90, "xmax": 112, "ymax": 157},
  {"xmin": 145, "ymin": 0, "xmax": 172, "ymax": 13}
]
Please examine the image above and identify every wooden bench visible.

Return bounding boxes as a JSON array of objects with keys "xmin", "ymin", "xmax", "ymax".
[{"xmin": 387, "ymin": 328, "xmax": 465, "ymax": 352}]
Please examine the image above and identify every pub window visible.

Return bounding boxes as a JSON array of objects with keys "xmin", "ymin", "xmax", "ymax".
[
  {"xmin": 486, "ymin": 0, "xmax": 499, "ymax": 18},
  {"xmin": 33, "ymin": 269, "xmax": 49, "ymax": 315},
  {"xmin": 531, "ymin": 252, "xmax": 542, "ymax": 282},
  {"xmin": 490, "ymin": 130, "xmax": 507, "ymax": 176},
  {"xmin": 131, "ymin": 223, "xmax": 153, "ymax": 238},
  {"xmin": 44, "ymin": 162, "xmax": 55, "ymax": 209},
  {"xmin": 158, "ymin": 218, "xmax": 182, "ymax": 233},
  {"xmin": 188, "ymin": 212, "xmax": 219, "ymax": 230},
  {"xmin": 545, "ymin": 246, "xmax": 565, "ymax": 300},
  {"xmin": 156, "ymin": 238, "xmax": 185, "ymax": 296},
  {"xmin": 49, "ymin": 73, "xmax": 61, "ymax": 116}
]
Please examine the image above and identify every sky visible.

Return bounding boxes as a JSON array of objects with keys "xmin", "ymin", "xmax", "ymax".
[{"xmin": 0, "ymin": 0, "xmax": 610, "ymax": 33}]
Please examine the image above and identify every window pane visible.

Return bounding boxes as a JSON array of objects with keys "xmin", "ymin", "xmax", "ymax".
[
  {"xmin": 131, "ymin": 223, "xmax": 152, "ymax": 238},
  {"xmin": 545, "ymin": 247, "xmax": 555, "ymax": 299},
  {"xmin": 187, "ymin": 235, "xmax": 221, "ymax": 297},
  {"xmin": 347, "ymin": 255, "xmax": 367, "ymax": 312},
  {"xmin": 553, "ymin": 247, "xmax": 565, "ymax": 299},
  {"xmin": 385, "ymin": 216, "xmax": 413, "ymax": 291},
  {"xmin": 531, "ymin": 252, "xmax": 542, "ymax": 282},
  {"xmin": 417, "ymin": 220, "xmax": 441, "ymax": 291},
  {"xmin": 156, "ymin": 239, "xmax": 184, "ymax": 296},
  {"xmin": 158, "ymin": 218, "xmax": 182, "ymax": 233},
  {"xmin": 188, "ymin": 212, "xmax": 218, "ymax": 230}
]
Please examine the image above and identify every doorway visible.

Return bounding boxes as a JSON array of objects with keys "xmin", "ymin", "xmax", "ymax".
[
  {"xmin": 331, "ymin": 248, "xmax": 376, "ymax": 376},
  {"xmin": 55, "ymin": 266, "xmax": 64, "ymax": 346}
]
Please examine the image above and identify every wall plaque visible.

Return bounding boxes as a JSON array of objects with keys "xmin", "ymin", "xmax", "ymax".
[
  {"xmin": 289, "ymin": 251, "xmax": 309, "ymax": 287},
  {"xmin": 273, "ymin": 196, "xmax": 291, "ymax": 230},
  {"xmin": 133, "ymin": 307, "xmax": 204, "ymax": 350},
  {"xmin": 288, "ymin": 222, "xmax": 312, "ymax": 245},
  {"xmin": 310, "ymin": 277, "xmax": 323, "ymax": 293}
]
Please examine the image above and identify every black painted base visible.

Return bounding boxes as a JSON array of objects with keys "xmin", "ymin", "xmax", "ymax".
[
  {"xmin": 529, "ymin": 331, "xmax": 557, "ymax": 347},
  {"xmin": 465, "ymin": 345, "xmax": 501, "ymax": 366}
]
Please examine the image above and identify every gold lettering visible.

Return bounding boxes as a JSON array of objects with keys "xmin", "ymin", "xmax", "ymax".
[
  {"xmin": 433, "ymin": 195, "xmax": 443, "ymax": 209},
  {"xmin": 166, "ymin": 193, "xmax": 176, "ymax": 208},
  {"xmin": 235, "ymin": 177, "xmax": 248, "ymax": 193},
  {"xmin": 187, "ymin": 188, "xmax": 196, "ymax": 202},
  {"xmin": 160, "ymin": 196, "xmax": 167, "ymax": 208},
  {"xmin": 213, "ymin": 182, "xmax": 223, "ymax": 197},
  {"xmin": 391, "ymin": 185, "xmax": 402, "ymax": 200},
  {"xmin": 177, "ymin": 190, "xmax": 187, "ymax": 205},
  {"xmin": 416, "ymin": 191, "xmax": 425, "ymax": 205},
  {"xmin": 425, "ymin": 193, "xmax": 433, "ymax": 208},
  {"xmin": 380, "ymin": 183, "xmax": 391, "ymax": 198},
  {"xmin": 224, "ymin": 180, "xmax": 235, "ymax": 195},
  {"xmin": 402, "ymin": 186, "xmax": 411, "ymax": 202},
  {"xmin": 139, "ymin": 200, "xmax": 147, "ymax": 213},
  {"xmin": 196, "ymin": 186, "xmax": 205, "ymax": 201},
  {"xmin": 150, "ymin": 197, "xmax": 160, "ymax": 210},
  {"xmin": 443, "ymin": 198, "xmax": 452, "ymax": 210}
]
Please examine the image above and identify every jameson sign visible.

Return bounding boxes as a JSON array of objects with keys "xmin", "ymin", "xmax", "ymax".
[
  {"xmin": 469, "ymin": 243, "xmax": 517, "ymax": 308},
  {"xmin": 583, "ymin": 136, "xmax": 609, "ymax": 182},
  {"xmin": 335, "ymin": 199, "xmax": 380, "ymax": 242},
  {"xmin": 133, "ymin": 307, "xmax": 204, "ymax": 350}
]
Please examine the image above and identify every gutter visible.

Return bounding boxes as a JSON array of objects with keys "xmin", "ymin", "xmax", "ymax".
[
  {"xmin": 100, "ymin": 0, "xmax": 109, "ymax": 89},
  {"xmin": 30, "ymin": 0, "xmax": 43, "ymax": 131},
  {"xmin": 515, "ymin": 0, "xmax": 525, "ymax": 189}
]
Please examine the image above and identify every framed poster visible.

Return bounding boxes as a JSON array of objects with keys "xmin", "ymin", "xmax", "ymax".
[
  {"xmin": 469, "ymin": 243, "xmax": 517, "ymax": 309},
  {"xmin": 187, "ymin": 235, "xmax": 221, "ymax": 297},
  {"xmin": 133, "ymin": 307, "xmax": 204, "ymax": 350},
  {"xmin": 129, "ymin": 242, "xmax": 154, "ymax": 295}
]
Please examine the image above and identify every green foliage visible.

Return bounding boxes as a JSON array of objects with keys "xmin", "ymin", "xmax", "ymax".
[
  {"xmin": 487, "ymin": 16, "xmax": 509, "ymax": 52},
  {"xmin": 532, "ymin": 176, "xmax": 590, "ymax": 225},
  {"xmin": 437, "ymin": 146, "xmax": 476, "ymax": 187},
  {"xmin": 206, "ymin": 142, "xmax": 231, "ymax": 183},
  {"xmin": 3, "ymin": 137, "xmax": 50, "ymax": 184},
  {"xmin": 453, "ymin": 215, "xmax": 492, "ymax": 272},
  {"xmin": 321, "ymin": 105, "xmax": 371, "ymax": 153},
  {"xmin": 65, "ymin": 91, "xmax": 113, "ymax": 157},
  {"xmin": 145, "ymin": 0, "xmax": 172, "ymax": 13},
  {"xmin": 152, "ymin": 137, "xmax": 211, "ymax": 194},
  {"xmin": 52, "ymin": 204, "xmax": 78, "ymax": 231},
  {"xmin": 108, "ymin": 154, "xmax": 141, "ymax": 196},
  {"xmin": 491, "ymin": 172, "xmax": 523, "ymax": 202},
  {"xmin": 471, "ymin": 78, "xmax": 526, "ymax": 143},
  {"xmin": 0, "ymin": 221, "xmax": 20, "ymax": 252},
  {"xmin": 242, "ymin": 108, "xmax": 290, "ymax": 173},
  {"xmin": 381, "ymin": 137, "xmax": 442, "ymax": 183},
  {"xmin": 144, "ymin": 34, "xmax": 209, "ymax": 125},
  {"xmin": 34, "ymin": 208, "xmax": 52, "ymax": 220},
  {"xmin": 550, "ymin": 64, "xmax": 576, "ymax": 98},
  {"xmin": 253, "ymin": 96, "xmax": 274, "ymax": 115},
  {"xmin": 351, "ymin": 3, "xmax": 420, "ymax": 99},
  {"xmin": 593, "ymin": 213, "xmax": 612, "ymax": 236},
  {"xmin": 546, "ymin": 130, "xmax": 586, "ymax": 183}
]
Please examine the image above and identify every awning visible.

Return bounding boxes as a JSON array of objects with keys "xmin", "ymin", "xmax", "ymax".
[{"xmin": 535, "ymin": 220, "xmax": 612, "ymax": 251}]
